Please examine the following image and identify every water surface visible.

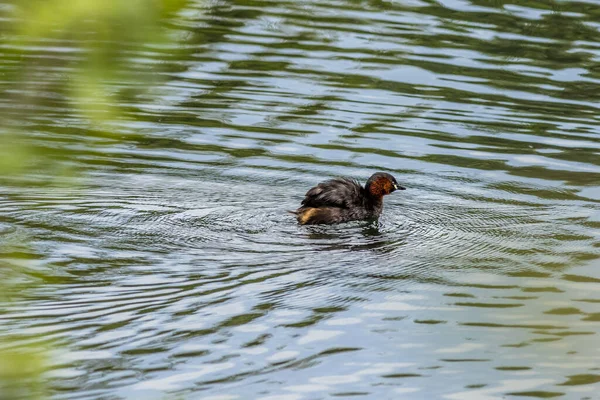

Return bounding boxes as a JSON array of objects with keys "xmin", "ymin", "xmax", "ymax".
[{"xmin": 1, "ymin": 0, "xmax": 600, "ymax": 399}]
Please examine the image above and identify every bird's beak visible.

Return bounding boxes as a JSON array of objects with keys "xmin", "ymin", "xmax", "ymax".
[{"xmin": 394, "ymin": 183, "xmax": 406, "ymax": 191}]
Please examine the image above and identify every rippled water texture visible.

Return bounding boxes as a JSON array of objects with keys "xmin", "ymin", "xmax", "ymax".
[{"xmin": 2, "ymin": 0, "xmax": 600, "ymax": 399}]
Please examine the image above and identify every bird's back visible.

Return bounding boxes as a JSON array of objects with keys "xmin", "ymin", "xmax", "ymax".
[
  {"xmin": 300, "ymin": 177, "xmax": 365, "ymax": 209},
  {"xmin": 293, "ymin": 178, "xmax": 377, "ymax": 225}
]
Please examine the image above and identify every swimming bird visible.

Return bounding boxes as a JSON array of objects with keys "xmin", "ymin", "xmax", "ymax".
[{"xmin": 291, "ymin": 172, "xmax": 405, "ymax": 225}]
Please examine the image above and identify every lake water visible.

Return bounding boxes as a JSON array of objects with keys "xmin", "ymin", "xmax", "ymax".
[{"xmin": 1, "ymin": 0, "xmax": 600, "ymax": 399}]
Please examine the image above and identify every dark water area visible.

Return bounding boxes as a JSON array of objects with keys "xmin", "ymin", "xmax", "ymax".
[{"xmin": 1, "ymin": 0, "xmax": 600, "ymax": 399}]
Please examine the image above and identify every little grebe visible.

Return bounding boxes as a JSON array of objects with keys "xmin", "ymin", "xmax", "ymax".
[{"xmin": 291, "ymin": 172, "xmax": 405, "ymax": 225}]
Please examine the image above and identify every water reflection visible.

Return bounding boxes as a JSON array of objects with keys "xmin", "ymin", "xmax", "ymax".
[{"xmin": 1, "ymin": 0, "xmax": 600, "ymax": 398}]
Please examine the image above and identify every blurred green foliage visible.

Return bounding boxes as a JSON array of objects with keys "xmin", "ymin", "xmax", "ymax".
[
  {"xmin": 0, "ymin": 1, "xmax": 189, "ymax": 398},
  {"xmin": 0, "ymin": 0, "xmax": 188, "ymax": 171},
  {"xmin": 0, "ymin": 349, "xmax": 47, "ymax": 400}
]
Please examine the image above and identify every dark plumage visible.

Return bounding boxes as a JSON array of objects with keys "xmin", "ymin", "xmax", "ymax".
[{"xmin": 291, "ymin": 172, "xmax": 405, "ymax": 225}]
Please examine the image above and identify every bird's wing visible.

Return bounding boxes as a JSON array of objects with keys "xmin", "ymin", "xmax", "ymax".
[{"xmin": 300, "ymin": 178, "xmax": 363, "ymax": 209}]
